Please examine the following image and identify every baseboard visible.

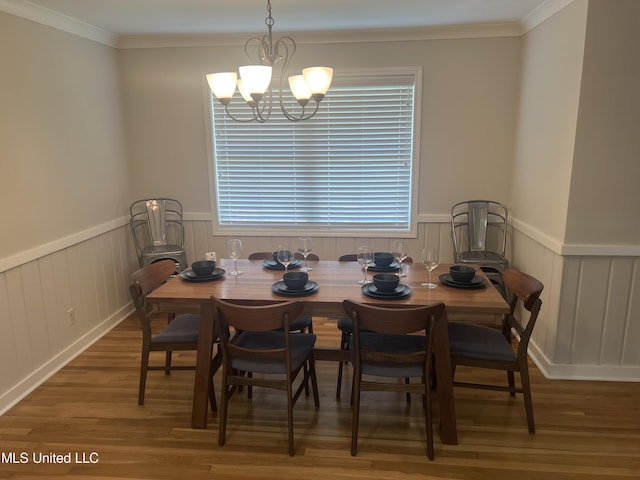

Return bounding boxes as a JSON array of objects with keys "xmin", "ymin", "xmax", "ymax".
[
  {"xmin": 529, "ymin": 341, "xmax": 640, "ymax": 382},
  {"xmin": 0, "ymin": 304, "xmax": 134, "ymax": 416}
]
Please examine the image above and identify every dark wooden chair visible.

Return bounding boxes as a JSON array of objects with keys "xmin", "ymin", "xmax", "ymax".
[
  {"xmin": 212, "ymin": 297, "xmax": 320, "ymax": 456},
  {"xmin": 335, "ymin": 253, "xmax": 412, "ymax": 398},
  {"xmin": 342, "ymin": 299, "xmax": 445, "ymax": 459},
  {"xmin": 248, "ymin": 251, "xmax": 320, "ymax": 261},
  {"xmin": 448, "ymin": 268, "xmax": 543, "ymax": 433},
  {"xmin": 129, "ymin": 259, "xmax": 221, "ymax": 409}
]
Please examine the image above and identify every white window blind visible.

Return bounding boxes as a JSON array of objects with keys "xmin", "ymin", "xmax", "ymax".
[{"xmin": 210, "ymin": 72, "xmax": 416, "ymax": 232}]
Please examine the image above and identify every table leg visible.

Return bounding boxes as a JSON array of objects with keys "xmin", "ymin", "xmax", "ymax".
[
  {"xmin": 433, "ymin": 314, "xmax": 458, "ymax": 444},
  {"xmin": 191, "ymin": 303, "xmax": 214, "ymax": 429}
]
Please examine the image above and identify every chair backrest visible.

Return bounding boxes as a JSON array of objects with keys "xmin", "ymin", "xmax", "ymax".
[
  {"xmin": 502, "ymin": 268, "xmax": 544, "ymax": 355},
  {"xmin": 212, "ymin": 297, "xmax": 304, "ymax": 364},
  {"xmin": 451, "ymin": 200, "xmax": 507, "ymax": 256},
  {"xmin": 129, "ymin": 259, "xmax": 177, "ymax": 333},
  {"xmin": 249, "ymin": 251, "xmax": 320, "ymax": 261},
  {"xmin": 342, "ymin": 300, "xmax": 445, "ymax": 366},
  {"xmin": 339, "ymin": 253, "xmax": 413, "ymax": 263},
  {"xmin": 248, "ymin": 252, "xmax": 272, "ymax": 260},
  {"xmin": 213, "ymin": 297, "xmax": 303, "ymax": 334},
  {"xmin": 130, "ymin": 198, "xmax": 185, "ymax": 254}
]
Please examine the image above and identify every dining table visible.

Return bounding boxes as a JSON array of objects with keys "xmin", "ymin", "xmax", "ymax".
[{"xmin": 146, "ymin": 258, "xmax": 511, "ymax": 445}]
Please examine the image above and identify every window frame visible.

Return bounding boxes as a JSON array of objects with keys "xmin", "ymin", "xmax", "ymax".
[{"xmin": 204, "ymin": 66, "xmax": 422, "ymax": 238}]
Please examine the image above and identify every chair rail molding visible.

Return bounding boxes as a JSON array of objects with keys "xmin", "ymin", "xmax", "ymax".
[{"xmin": 0, "ymin": 216, "xmax": 129, "ymax": 273}]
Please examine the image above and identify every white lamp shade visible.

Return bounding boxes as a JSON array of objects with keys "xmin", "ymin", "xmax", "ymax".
[
  {"xmin": 206, "ymin": 72, "xmax": 237, "ymax": 99},
  {"xmin": 288, "ymin": 75, "xmax": 312, "ymax": 100},
  {"xmin": 239, "ymin": 65, "xmax": 272, "ymax": 95},
  {"xmin": 302, "ymin": 67, "xmax": 333, "ymax": 95},
  {"xmin": 236, "ymin": 79, "xmax": 254, "ymax": 103}
]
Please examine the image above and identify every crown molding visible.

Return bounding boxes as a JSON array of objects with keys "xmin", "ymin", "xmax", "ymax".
[
  {"xmin": 0, "ymin": 0, "xmax": 117, "ymax": 47},
  {"xmin": 117, "ymin": 23, "xmax": 524, "ymax": 50},
  {"xmin": 521, "ymin": 0, "xmax": 576, "ymax": 34},
  {"xmin": 2, "ymin": 0, "xmax": 573, "ymax": 50}
]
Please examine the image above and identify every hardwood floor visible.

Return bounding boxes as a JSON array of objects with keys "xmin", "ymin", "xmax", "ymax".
[{"xmin": 1, "ymin": 315, "xmax": 639, "ymax": 479}]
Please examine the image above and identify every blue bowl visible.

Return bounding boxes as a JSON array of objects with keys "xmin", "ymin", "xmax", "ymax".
[{"xmin": 373, "ymin": 273, "xmax": 400, "ymax": 292}]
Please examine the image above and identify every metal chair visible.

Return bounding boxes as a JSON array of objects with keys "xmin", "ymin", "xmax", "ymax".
[
  {"xmin": 448, "ymin": 268, "xmax": 543, "ymax": 433},
  {"xmin": 130, "ymin": 198, "xmax": 188, "ymax": 273},
  {"xmin": 342, "ymin": 300, "xmax": 445, "ymax": 459},
  {"xmin": 129, "ymin": 259, "xmax": 221, "ymax": 409},
  {"xmin": 212, "ymin": 297, "xmax": 319, "ymax": 456},
  {"xmin": 451, "ymin": 200, "xmax": 509, "ymax": 294}
]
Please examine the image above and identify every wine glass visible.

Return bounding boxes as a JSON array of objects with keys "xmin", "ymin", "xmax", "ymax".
[
  {"xmin": 277, "ymin": 246, "xmax": 295, "ymax": 276},
  {"xmin": 421, "ymin": 248, "xmax": 440, "ymax": 288},
  {"xmin": 227, "ymin": 239, "xmax": 243, "ymax": 276},
  {"xmin": 298, "ymin": 237, "xmax": 313, "ymax": 272},
  {"xmin": 356, "ymin": 246, "xmax": 374, "ymax": 285},
  {"xmin": 392, "ymin": 240, "xmax": 409, "ymax": 277}
]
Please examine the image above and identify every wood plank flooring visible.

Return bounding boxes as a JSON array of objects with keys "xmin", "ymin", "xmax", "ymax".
[{"xmin": 1, "ymin": 315, "xmax": 639, "ymax": 479}]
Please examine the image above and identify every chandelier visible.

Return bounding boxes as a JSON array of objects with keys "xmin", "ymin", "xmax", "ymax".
[{"xmin": 206, "ymin": 0, "xmax": 333, "ymax": 123}]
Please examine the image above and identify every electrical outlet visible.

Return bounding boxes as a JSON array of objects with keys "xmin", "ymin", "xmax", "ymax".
[{"xmin": 67, "ymin": 308, "xmax": 75, "ymax": 326}]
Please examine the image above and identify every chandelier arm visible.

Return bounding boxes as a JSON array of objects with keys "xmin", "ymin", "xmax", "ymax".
[
  {"xmin": 273, "ymin": 36, "xmax": 313, "ymax": 121},
  {"xmin": 221, "ymin": 104, "xmax": 260, "ymax": 123},
  {"xmin": 281, "ymin": 101, "xmax": 321, "ymax": 122},
  {"xmin": 254, "ymin": 87, "xmax": 273, "ymax": 122}
]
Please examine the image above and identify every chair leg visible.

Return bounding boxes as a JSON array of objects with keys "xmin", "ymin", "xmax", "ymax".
[
  {"xmin": 164, "ymin": 351, "xmax": 172, "ymax": 375},
  {"xmin": 309, "ymin": 356, "xmax": 320, "ymax": 408},
  {"xmin": 138, "ymin": 348, "xmax": 150, "ymax": 405},
  {"xmin": 507, "ymin": 370, "xmax": 516, "ymax": 397},
  {"xmin": 351, "ymin": 370, "xmax": 361, "ymax": 456},
  {"xmin": 218, "ymin": 368, "xmax": 230, "ymax": 447},
  {"xmin": 520, "ymin": 365, "xmax": 536, "ymax": 433},
  {"xmin": 287, "ymin": 376, "xmax": 295, "ymax": 456},
  {"xmin": 336, "ymin": 331, "xmax": 350, "ymax": 399}
]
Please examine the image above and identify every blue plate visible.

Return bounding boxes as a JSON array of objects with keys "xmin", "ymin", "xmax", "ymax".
[
  {"xmin": 272, "ymin": 280, "xmax": 319, "ymax": 297},
  {"xmin": 361, "ymin": 283, "xmax": 411, "ymax": 299},
  {"xmin": 262, "ymin": 259, "xmax": 302, "ymax": 271},
  {"xmin": 439, "ymin": 274, "xmax": 484, "ymax": 289},
  {"xmin": 180, "ymin": 268, "xmax": 225, "ymax": 282}
]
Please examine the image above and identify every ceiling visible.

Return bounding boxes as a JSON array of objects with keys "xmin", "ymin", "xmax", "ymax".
[{"xmin": 15, "ymin": 0, "xmax": 553, "ymax": 36}]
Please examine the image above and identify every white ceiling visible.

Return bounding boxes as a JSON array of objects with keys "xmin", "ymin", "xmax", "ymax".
[{"xmin": 13, "ymin": 0, "xmax": 553, "ymax": 36}]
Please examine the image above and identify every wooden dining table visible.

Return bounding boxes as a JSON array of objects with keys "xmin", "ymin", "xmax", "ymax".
[{"xmin": 146, "ymin": 258, "xmax": 510, "ymax": 445}]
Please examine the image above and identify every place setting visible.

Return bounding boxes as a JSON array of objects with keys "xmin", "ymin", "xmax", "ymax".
[
  {"xmin": 439, "ymin": 265, "xmax": 485, "ymax": 289},
  {"xmin": 262, "ymin": 247, "xmax": 303, "ymax": 271},
  {"xmin": 361, "ymin": 273, "xmax": 412, "ymax": 300},
  {"xmin": 367, "ymin": 251, "xmax": 401, "ymax": 272},
  {"xmin": 180, "ymin": 260, "xmax": 226, "ymax": 282},
  {"xmin": 272, "ymin": 271, "xmax": 319, "ymax": 297}
]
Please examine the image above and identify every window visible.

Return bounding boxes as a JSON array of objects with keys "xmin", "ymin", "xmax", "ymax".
[{"xmin": 209, "ymin": 68, "xmax": 420, "ymax": 235}]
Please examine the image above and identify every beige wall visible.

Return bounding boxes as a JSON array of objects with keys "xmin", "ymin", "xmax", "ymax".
[
  {"xmin": 120, "ymin": 35, "xmax": 520, "ymax": 218},
  {"xmin": 566, "ymin": 0, "xmax": 640, "ymax": 245},
  {"xmin": 510, "ymin": 0, "xmax": 588, "ymax": 246},
  {"xmin": 0, "ymin": 12, "xmax": 130, "ymax": 260}
]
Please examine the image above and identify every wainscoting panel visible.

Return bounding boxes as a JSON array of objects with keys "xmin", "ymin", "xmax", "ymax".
[
  {"xmin": 512, "ymin": 227, "xmax": 640, "ymax": 381},
  {"xmin": 0, "ymin": 224, "xmax": 137, "ymax": 414}
]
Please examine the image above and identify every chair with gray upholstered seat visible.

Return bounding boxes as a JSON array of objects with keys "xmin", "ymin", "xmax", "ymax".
[
  {"xmin": 212, "ymin": 296, "xmax": 319, "ymax": 456},
  {"xmin": 342, "ymin": 299, "xmax": 445, "ymax": 459},
  {"xmin": 448, "ymin": 268, "xmax": 543, "ymax": 433},
  {"xmin": 129, "ymin": 259, "xmax": 221, "ymax": 409}
]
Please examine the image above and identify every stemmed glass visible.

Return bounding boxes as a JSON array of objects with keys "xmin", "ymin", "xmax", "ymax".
[
  {"xmin": 227, "ymin": 239, "xmax": 243, "ymax": 276},
  {"xmin": 421, "ymin": 248, "xmax": 440, "ymax": 288},
  {"xmin": 357, "ymin": 246, "xmax": 374, "ymax": 285},
  {"xmin": 392, "ymin": 240, "xmax": 409, "ymax": 277},
  {"xmin": 277, "ymin": 246, "xmax": 295, "ymax": 276},
  {"xmin": 298, "ymin": 237, "xmax": 313, "ymax": 272}
]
